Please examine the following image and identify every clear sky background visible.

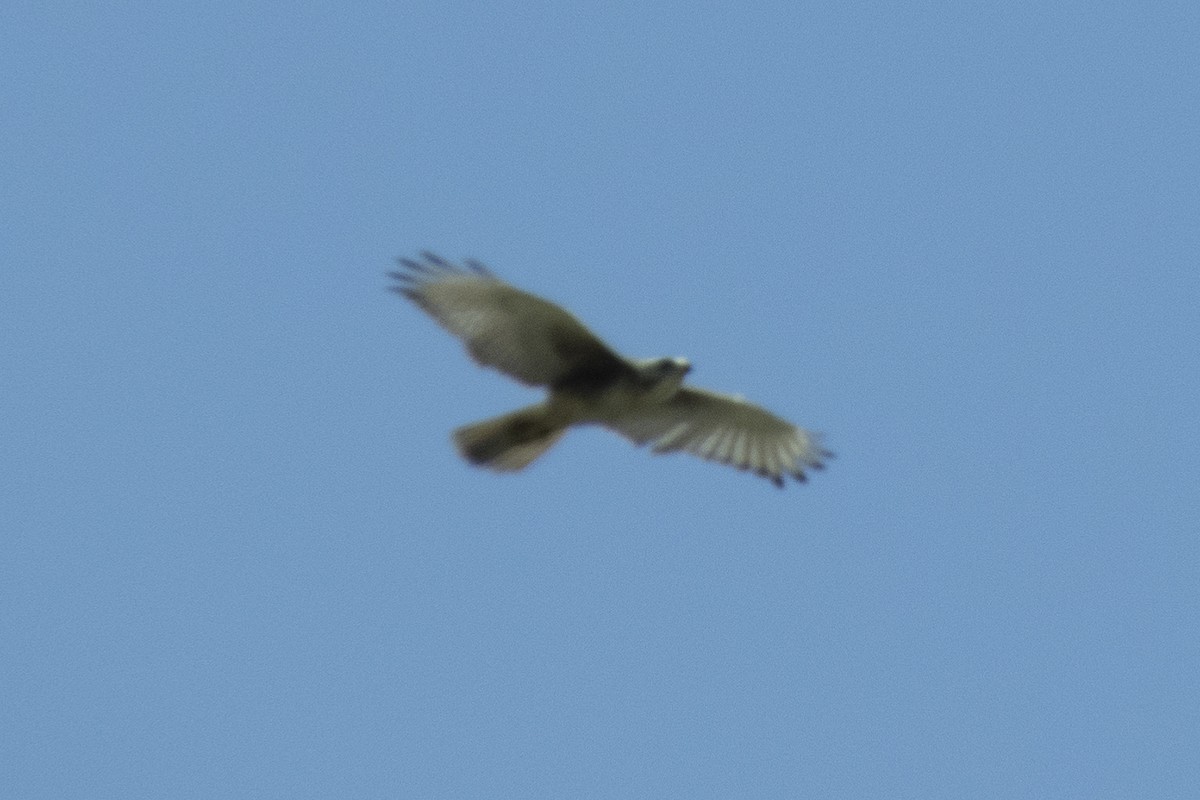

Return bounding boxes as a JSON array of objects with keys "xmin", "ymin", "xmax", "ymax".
[{"xmin": 4, "ymin": 2, "xmax": 1198, "ymax": 797}]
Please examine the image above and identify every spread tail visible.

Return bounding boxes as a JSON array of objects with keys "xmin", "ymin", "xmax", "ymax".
[{"xmin": 452, "ymin": 403, "xmax": 566, "ymax": 472}]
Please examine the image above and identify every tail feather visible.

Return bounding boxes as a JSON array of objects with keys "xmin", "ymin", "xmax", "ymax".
[{"xmin": 452, "ymin": 404, "xmax": 565, "ymax": 472}]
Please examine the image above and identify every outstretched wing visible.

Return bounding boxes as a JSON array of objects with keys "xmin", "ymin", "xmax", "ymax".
[
  {"xmin": 390, "ymin": 252, "xmax": 630, "ymax": 388},
  {"xmin": 608, "ymin": 386, "xmax": 832, "ymax": 487}
]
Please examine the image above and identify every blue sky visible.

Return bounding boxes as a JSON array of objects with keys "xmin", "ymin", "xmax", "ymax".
[{"xmin": 4, "ymin": 2, "xmax": 1198, "ymax": 797}]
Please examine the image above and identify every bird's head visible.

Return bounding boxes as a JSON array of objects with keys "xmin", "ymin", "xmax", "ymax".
[{"xmin": 633, "ymin": 356, "xmax": 692, "ymax": 400}]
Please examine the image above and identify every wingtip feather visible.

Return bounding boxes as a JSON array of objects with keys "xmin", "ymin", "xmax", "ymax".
[
  {"xmin": 395, "ymin": 256, "xmax": 432, "ymax": 273},
  {"xmin": 464, "ymin": 258, "xmax": 492, "ymax": 276}
]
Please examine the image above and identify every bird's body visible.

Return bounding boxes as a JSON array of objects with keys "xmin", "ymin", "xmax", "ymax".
[{"xmin": 390, "ymin": 252, "xmax": 831, "ymax": 486}]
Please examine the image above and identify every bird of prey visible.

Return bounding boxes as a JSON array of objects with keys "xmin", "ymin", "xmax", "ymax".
[{"xmin": 390, "ymin": 252, "xmax": 832, "ymax": 487}]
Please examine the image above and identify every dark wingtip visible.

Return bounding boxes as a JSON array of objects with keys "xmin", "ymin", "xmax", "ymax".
[
  {"xmin": 386, "ymin": 284, "xmax": 421, "ymax": 303},
  {"xmin": 395, "ymin": 256, "xmax": 431, "ymax": 274},
  {"xmin": 394, "ymin": 252, "xmax": 497, "ymax": 281},
  {"xmin": 464, "ymin": 258, "xmax": 491, "ymax": 276}
]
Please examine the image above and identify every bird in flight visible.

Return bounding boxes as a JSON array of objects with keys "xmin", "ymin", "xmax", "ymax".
[{"xmin": 390, "ymin": 252, "xmax": 832, "ymax": 487}]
